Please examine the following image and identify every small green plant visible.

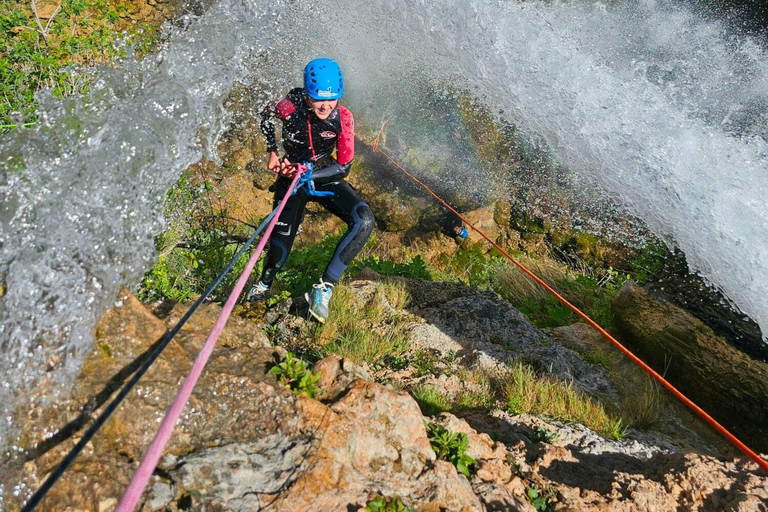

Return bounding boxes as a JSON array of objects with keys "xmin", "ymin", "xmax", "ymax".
[
  {"xmin": 527, "ymin": 485, "xmax": 554, "ymax": 512},
  {"xmin": 626, "ymin": 241, "xmax": 668, "ymax": 284},
  {"xmin": 581, "ymin": 350, "xmax": 612, "ymax": 369},
  {"xmin": 530, "ymin": 427, "xmax": 559, "ymax": 444},
  {"xmin": 384, "ymin": 354, "xmax": 408, "ymax": 370},
  {"xmin": 269, "ymin": 352, "xmax": 322, "ymax": 398},
  {"xmin": 411, "ymin": 350, "xmax": 443, "ymax": 377},
  {"xmin": 365, "ymin": 496, "xmax": 414, "ymax": 512},
  {"xmin": 426, "ymin": 422, "xmax": 476, "ymax": 477},
  {"xmin": 266, "ymin": 289, "xmax": 291, "ymax": 307}
]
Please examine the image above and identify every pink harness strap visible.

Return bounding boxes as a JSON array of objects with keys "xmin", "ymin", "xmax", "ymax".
[{"xmin": 116, "ymin": 169, "xmax": 304, "ymax": 511}]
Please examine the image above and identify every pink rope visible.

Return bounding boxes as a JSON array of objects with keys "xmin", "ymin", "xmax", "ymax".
[{"xmin": 116, "ymin": 169, "xmax": 305, "ymax": 511}]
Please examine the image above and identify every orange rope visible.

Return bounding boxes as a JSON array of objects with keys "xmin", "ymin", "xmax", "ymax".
[{"xmin": 368, "ymin": 130, "xmax": 768, "ymax": 471}]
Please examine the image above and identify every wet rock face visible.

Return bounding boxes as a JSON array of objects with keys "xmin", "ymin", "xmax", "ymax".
[{"xmin": 612, "ymin": 282, "xmax": 768, "ymax": 453}]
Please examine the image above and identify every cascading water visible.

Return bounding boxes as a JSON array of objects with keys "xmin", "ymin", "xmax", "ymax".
[
  {"xmin": 318, "ymin": 0, "xmax": 768, "ymax": 341},
  {"xmin": 1, "ymin": 0, "xmax": 767, "ymax": 493},
  {"xmin": 0, "ymin": 0, "xmax": 323, "ymax": 472}
]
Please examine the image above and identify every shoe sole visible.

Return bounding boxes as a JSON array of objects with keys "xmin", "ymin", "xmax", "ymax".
[{"xmin": 304, "ymin": 292, "xmax": 327, "ymax": 324}]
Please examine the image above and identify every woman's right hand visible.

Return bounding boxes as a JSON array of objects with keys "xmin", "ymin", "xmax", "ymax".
[
  {"xmin": 268, "ymin": 152, "xmax": 295, "ymax": 177},
  {"xmin": 267, "ymin": 151, "xmax": 281, "ymax": 172}
]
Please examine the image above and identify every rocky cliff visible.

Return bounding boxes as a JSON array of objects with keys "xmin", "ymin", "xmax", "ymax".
[{"xmin": 7, "ymin": 278, "xmax": 767, "ymax": 511}]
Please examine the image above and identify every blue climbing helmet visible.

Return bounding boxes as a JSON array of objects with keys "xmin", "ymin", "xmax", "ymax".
[{"xmin": 304, "ymin": 58, "xmax": 344, "ymax": 100}]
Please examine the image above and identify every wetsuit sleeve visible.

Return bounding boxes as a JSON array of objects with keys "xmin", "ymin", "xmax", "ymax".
[
  {"xmin": 312, "ymin": 106, "xmax": 355, "ymax": 185},
  {"xmin": 259, "ymin": 96, "xmax": 298, "ymax": 153},
  {"xmin": 259, "ymin": 105, "xmax": 279, "ymax": 153}
]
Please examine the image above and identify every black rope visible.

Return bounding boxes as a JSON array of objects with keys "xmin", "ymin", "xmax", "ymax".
[{"xmin": 21, "ymin": 206, "xmax": 280, "ymax": 511}]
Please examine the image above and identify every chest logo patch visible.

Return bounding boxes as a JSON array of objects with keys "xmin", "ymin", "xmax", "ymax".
[{"xmin": 319, "ymin": 131, "xmax": 337, "ymax": 139}]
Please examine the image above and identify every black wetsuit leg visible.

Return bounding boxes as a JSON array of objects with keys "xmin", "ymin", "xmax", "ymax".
[
  {"xmin": 259, "ymin": 180, "xmax": 309, "ymax": 285},
  {"xmin": 259, "ymin": 179, "xmax": 374, "ymax": 286},
  {"xmin": 316, "ymin": 181, "xmax": 375, "ymax": 284}
]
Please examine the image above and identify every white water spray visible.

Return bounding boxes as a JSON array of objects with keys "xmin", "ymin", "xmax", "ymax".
[
  {"xmin": 0, "ymin": 0, "xmax": 317, "ymax": 468},
  {"xmin": 320, "ymin": 0, "xmax": 768, "ymax": 341}
]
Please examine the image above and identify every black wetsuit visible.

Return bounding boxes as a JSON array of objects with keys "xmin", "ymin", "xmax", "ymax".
[{"xmin": 258, "ymin": 88, "xmax": 374, "ymax": 285}]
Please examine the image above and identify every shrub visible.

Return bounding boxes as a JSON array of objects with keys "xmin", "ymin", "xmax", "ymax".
[{"xmin": 138, "ymin": 169, "xmax": 264, "ymax": 303}]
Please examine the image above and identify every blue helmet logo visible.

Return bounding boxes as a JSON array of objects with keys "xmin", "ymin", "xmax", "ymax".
[{"xmin": 304, "ymin": 58, "xmax": 344, "ymax": 100}]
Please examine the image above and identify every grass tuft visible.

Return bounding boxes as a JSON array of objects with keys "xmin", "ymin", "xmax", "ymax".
[
  {"xmin": 496, "ymin": 360, "xmax": 626, "ymax": 440},
  {"xmin": 411, "ymin": 385, "xmax": 453, "ymax": 417},
  {"xmin": 618, "ymin": 373, "xmax": 662, "ymax": 429},
  {"xmin": 317, "ymin": 283, "xmax": 410, "ymax": 366}
]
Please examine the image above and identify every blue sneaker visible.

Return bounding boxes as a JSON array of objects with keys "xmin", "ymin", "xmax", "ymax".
[
  {"xmin": 246, "ymin": 280, "xmax": 270, "ymax": 302},
  {"xmin": 305, "ymin": 279, "xmax": 333, "ymax": 323}
]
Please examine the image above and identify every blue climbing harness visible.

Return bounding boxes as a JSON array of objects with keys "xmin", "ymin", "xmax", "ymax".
[{"xmin": 295, "ymin": 162, "xmax": 334, "ymax": 197}]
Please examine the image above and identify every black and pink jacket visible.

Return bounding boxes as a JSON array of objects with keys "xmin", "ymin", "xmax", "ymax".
[{"xmin": 260, "ymin": 87, "xmax": 355, "ymax": 185}]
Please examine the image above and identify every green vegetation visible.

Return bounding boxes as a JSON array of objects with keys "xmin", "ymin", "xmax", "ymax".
[
  {"xmin": 412, "ymin": 383, "xmax": 495, "ymax": 417},
  {"xmin": 527, "ymin": 485, "xmax": 555, "ymax": 512},
  {"xmin": 409, "ymin": 361, "xmax": 625, "ymax": 440},
  {"xmin": 453, "ymin": 385, "xmax": 495, "ymax": 411},
  {"xmin": 500, "ymin": 360, "xmax": 626, "ymax": 440},
  {"xmin": 626, "ymin": 241, "xmax": 669, "ymax": 284},
  {"xmin": 315, "ymin": 281, "xmax": 411, "ymax": 366},
  {"xmin": 411, "ymin": 385, "xmax": 452, "ymax": 417},
  {"xmin": 426, "ymin": 422, "xmax": 476, "ymax": 477},
  {"xmin": 365, "ymin": 496, "xmax": 414, "ymax": 512},
  {"xmin": 352, "ymin": 254, "xmax": 432, "ymax": 281},
  {"xmin": 410, "ymin": 349, "xmax": 445, "ymax": 377},
  {"xmin": 138, "ymin": 168, "xmax": 262, "ymax": 303},
  {"xmin": 426, "ymin": 240, "xmax": 634, "ymax": 331},
  {"xmin": 530, "ymin": 427, "xmax": 559, "ymax": 444},
  {"xmin": 616, "ymin": 373, "xmax": 662, "ymax": 430},
  {"xmin": 1, "ymin": 0, "xmax": 161, "ymax": 132},
  {"xmin": 489, "ymin": 258, "xmax": 623, "ymax": 329},
  {"xmin": 581, "ymin": 350, "xmax": 612, "ymax": 369},
  {"xmin": 269, "ymin": 352, "xmax": 321, "ymax": 398}
]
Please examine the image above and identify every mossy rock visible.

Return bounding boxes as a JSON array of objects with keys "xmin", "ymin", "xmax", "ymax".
[
  {"xmin": 519, "ymin": 233, "xmax": 547, "ymax": 255},
  {"xmin": 612, "ymin": 282, "xmax": 768, "ymax": 452},
  {"xmin": 368, "ymin": 193, "xmax": 421, "ymax": 232}
]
